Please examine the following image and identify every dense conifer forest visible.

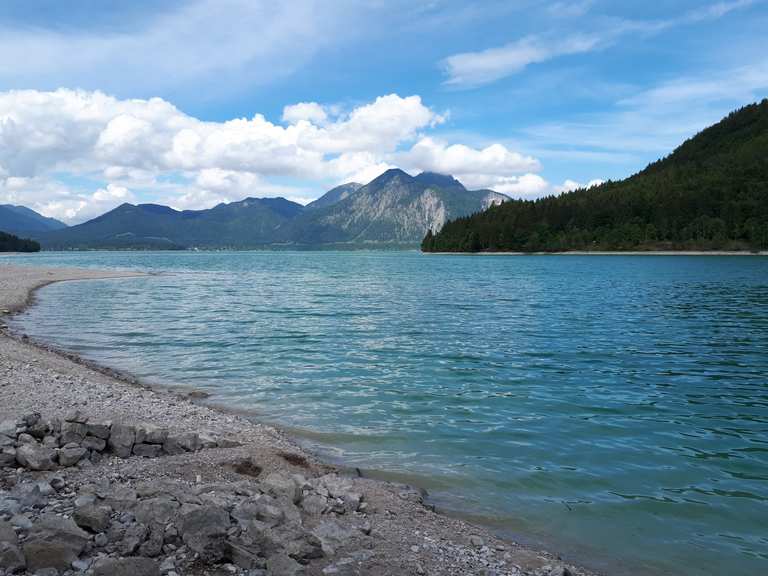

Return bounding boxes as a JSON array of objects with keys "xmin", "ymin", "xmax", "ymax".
[
  {"xmin": 0, "ymin": 231, "xmax": 41, "ymax": 252},
  {"xmin": 423, "ymin": 100, "xmax": 768, "ymax": 252}
]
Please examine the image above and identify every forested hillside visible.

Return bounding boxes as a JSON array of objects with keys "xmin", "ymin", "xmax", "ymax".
[
  {"xmin": 423, "ymin": 100, "xmax": 768, "ymax": 252},
  {"xmin": 0, "ymin": 231, "xmax": 40, "ymax": 252}
]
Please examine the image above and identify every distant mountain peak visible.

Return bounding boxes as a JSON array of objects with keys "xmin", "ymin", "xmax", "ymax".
[
  {"xmin": 414, "ymin": 172, "xmax": 465, "ymax": 190},
  {"xmin": 371, "ymin": 168, "xmax": 414, "ymax": 185}
]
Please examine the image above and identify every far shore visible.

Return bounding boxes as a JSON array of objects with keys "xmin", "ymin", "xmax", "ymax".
[
  {"xmin": 426, "ymin": 250, "xmax": 768, "ymax": 256},
  {"xmin": 0, "ymin": 263, "xmax": 596, "ymax": 576}
]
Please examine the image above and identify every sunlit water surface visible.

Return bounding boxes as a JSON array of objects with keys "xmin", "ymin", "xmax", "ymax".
[{"xmin": 4, "ymin": 251, "xmax": 768, "ymax": 576}]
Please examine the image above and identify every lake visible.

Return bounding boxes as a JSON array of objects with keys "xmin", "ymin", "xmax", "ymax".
[{"xmin": 5, "ymin": 251, "xmax": 768, "ymax": 576}]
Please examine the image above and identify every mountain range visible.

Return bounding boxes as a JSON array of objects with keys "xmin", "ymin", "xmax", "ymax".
[
  {"xmin": 30, "ymin": 170, "xmax": 508, "ymax": 250},
  {"xmin": 0, "ymin": 205, "xmax": 67, "ymax": 236},
  {"xmin": 423, "ymin": 99, "xmax": 768, "ymax": 253}
]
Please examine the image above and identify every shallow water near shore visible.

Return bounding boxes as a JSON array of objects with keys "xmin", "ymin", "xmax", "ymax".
[{"xmin": 5, "ymin": 251, "xmax": 768, "ymax": 576}]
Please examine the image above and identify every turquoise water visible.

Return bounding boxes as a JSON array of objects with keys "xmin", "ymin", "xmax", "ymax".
[{"xmin": 4, "ymin": 251, "xmax": 768, "ymax": 576}]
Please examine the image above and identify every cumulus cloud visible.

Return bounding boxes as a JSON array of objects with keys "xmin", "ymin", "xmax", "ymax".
[
  {"xmin": 554, "ymin": 178, "xmax": 604, "ymax": 194},
  {"xmin": 0, "ymin": 89, "xmax": 544, "ymax": 222},
  {"xmin": 282, "ymin": 102, "xmax": 329, "ymax": 125}
]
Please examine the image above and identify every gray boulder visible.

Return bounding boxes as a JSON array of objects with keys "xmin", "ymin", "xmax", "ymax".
[
  {"xmin": 0, "ymin": 520, "xmax": 25, "ymax": 574},
  {"xmin": 135, "ymin": 423, "xmax": 168, "ymax": 445},
  {"xmin": 22, "ymin": 513, "xmax": 89, "ymax": 572},
  {"xmin": 82, "ymin": 435, "xmax": 107, "ymax": 451},
  {"xmin": 133, "ymin": 443, "xmax": 162, "ymax": 458},
  {"xmin": 179, "ymin": 505, "xmax": 231, "ymax": 561},
  {"xmin": 0, "ymin": 447, "xmax": 16, "ymax": 468},
  {"xmin": 108, "ymin": 424, "xmax": 135, "ymax": 458},
  {"xmin": 121, "ymin": 522, "xmax": 149, "ymax": 555},
  {"xmin": 86, "ymin": 422, "xmax": 111, "ymax": 439},
  {"xmin": 92, "ymin": 557, "xmax": 160, "ymax": 576},
  {"xmin": 15, "ymin": 443, "xmax": 57, "ymax": 471},
  {"xmin": 262, "ymin": 472, "xmax": 302, "ymax": 505},
  {"xmin": 73, "ymin": 503, "xmax": 112, "ymax": 532},
  {"xmin": 60, "ymin": 421, "xmax": 87, "ymax": 444},
  {"xmin": 58, "ymin": 442, "xmax": 87, "ymax": 467},
  {"xmin": 134, "ymin": 496, "xmax": 180, "ymax": 526},
  {"xmin": 266, "ymin": 553, "xmax": 305, "ymax": 576},
  {"xmin": 311, "ymin": 520, "xmax": 360, "ymax": 556}
]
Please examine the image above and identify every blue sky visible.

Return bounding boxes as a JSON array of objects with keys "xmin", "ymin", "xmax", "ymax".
[{"xmin": 0, "ymin": 0, "xmax": 766, "ymax": 223}]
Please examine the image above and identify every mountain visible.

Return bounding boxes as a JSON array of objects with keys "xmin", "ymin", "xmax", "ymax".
[
  {"xmin": 306, "ymin": 183, "xmax": 363, "ymax": 210},
  {"xmin": 423, "ymin": 99, "xmax": 768, "ymax": 253},
  {"xmin": 287, "ymin": 169, "xmax": 508, "ymax": 245},
  {"xmin": 0, "ymin": 205, "xmax": 67, "ymax": 235},
  {"xmin": 0, "ymin": 231, "xmax": 40, "ymax": 252},
  {"xmin": 39, "ymin": 196, "xmax": 304, "ymax": 250},
  {"xmin": 34, "ymin": 170, "xmax": 510, "ymax": 249}
]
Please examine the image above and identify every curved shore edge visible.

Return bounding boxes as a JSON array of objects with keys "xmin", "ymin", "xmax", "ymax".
[{"xmin": 0, "ymin": 264, "xmax": 599, "ymax": 576}]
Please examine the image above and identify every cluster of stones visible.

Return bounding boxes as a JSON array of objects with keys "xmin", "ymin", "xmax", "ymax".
[
  {"xmin": 0, "ymin": 463, "xmax": 372, "ymax": 575},
  {"xmin": 0, "ymin": 412, "xmax": 227, "ymax": 472}
]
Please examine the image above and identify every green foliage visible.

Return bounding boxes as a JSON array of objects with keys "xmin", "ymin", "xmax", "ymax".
[
  {"xmin": 0, "ymin": 231, "xmax": 40, "ymax": 252},
  {"xmin": 424, "ymin": 99, "xmax": 768, "ymax": 253}
]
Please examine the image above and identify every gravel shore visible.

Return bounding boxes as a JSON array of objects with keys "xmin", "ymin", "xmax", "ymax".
[{"xmin": 0, "ymin": 264, "xmax": 597, "ymax": 576}]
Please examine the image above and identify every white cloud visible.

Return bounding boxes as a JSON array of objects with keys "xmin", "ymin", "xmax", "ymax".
[
  {"xmin": 441, "ymin": 0, "xmax": 758, "ymax": 88},
  {"xmin": 0, "ymin": 0, "xmax": 352, "ymax": 97},
  {"xmin": 441, "ymin": 34, "xmax": 602, "ymax": 87},
  {"xmin": 401, "ymin": 137, "xmax": 540, "ymax": 175},
  {"xmin": 462, "ymin": 173, "xmax": 550, "ymax": 198},
  {"xmin": 282, "ymin": 102, "xmax": 329, "ymax": 125},
  {"xmin": 554, "ymin": 178, "xmax": 604, "ymax": 193},
  {"xmin": 0, "ymin": 89, "xmax": 543, "ymax": 222}
]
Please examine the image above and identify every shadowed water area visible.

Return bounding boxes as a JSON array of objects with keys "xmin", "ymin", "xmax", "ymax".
[{"xmin": 5, "ymin": 251, "xmax": 768, "ymax": 576}]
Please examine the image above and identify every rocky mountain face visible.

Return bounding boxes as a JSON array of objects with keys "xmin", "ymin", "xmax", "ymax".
[
  {"xmin": 33, "ymin": 170, "xmax": 510, "ymax": 249},
  {"xmin": 0, "ymin": 205, "xmax": 67, "ymax": 236},
  {"xmin": 305, "ymin": 183, "xmax": 363, "ymax": 210}
]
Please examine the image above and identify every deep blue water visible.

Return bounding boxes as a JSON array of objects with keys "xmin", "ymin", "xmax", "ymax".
[{"xmin": 4, "ymin": 251, "xmax": 768, "ymax": 576}]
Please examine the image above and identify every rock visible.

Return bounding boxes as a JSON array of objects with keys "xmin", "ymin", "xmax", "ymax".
[
  {"xmin": 198, "ymin": 432, "xmax": 218, "ymax": 449},
  {"xmin": 232, "ymin": 496, "xmax": 285, "ymax": 529},
  {"xmin": 262, "ymin": 472, "xmax": 302, "ymax": 505},
  {"xmin": 108, "ymin": 423, "xmax": 136, "ymax": 458},
  {"xmin": 301, "ymin": 494, "xmax": 328, "ymax": 516},
  {"xmin": 94, "ymin": 532, "xmax": 108, "ymax": 547},
  {"xmin": 10, "ymin": 514, "xmax": 32, "ymax": 530},
  {"xmin": 65, "ymin": 410, "xmax": 89, "ymax": 424},
  {"xmin": 27, "ymin": 420, "xmax": 50, "ymax": 439},
  {"xmin": 317, "ymin": 475, "xmax": 361, "ymax": 512},
  {"xmin": 135, "ymin": 496, "xmax": 180, "ymax": 526},
  {"xmin": 41, "ymin": 435, "xmax": 59, "ymax": 448},
  {"xmin": 0, "ymin": 420, "xmax": 17, "ymax": 437},
  {"xmin": 179, "ymin": 505, "xmax": 231, "ymax": 562},
  {"xmin": 23, "ymin": 514, "xmax": 89, "ymax": 572},
  {"xmin": 86, "ymin": 422, "xmax": 111, "ymax": 439},
  {"xmin": 58, "ymin": 442, "xmax": 87, "ymax": 467},
  {"xmin": 135, "ymin": 424, "xmax": 168, "ymax": 445},
  {"xmin": 175, "ymin": 432, "xmax": 202, "ymax": 452},
  {"xmin": 92, "ymin": 557, "xmax": 160, "ymax": 576},
  {"xmin": 121, "ymin": 522, "xmax": 148, "ymax": 555},
  {"xmin": 226, "ymin": 539, "xmax": 264, "ymax": 570},
  {"xmin": 102, "ymin": 485, "xmax": 138, "ymax": 509},
  {"xmin": 21, "ymin": 413, "xmax": 40, "ymax": 427},
  {"xmin": 49, "ymin": 476, "xmax": 66, "ymax": 492},
  {"xmin": 312, "ymin": 521, "xmax": 359, "ymax": 556},
  {"xmin": 139, "ymin": 523, "xmax": 165, "ymax": 557},
  {"xmin": 72, "ymin": 557, "xmax": 93, "ymax": 571},
  {"xmin": 0, "ymin": 447, "xmax": 16, "ymax": 468},
  {"xmin": 548, "ymin": 567, "xmax": 573, "ymax": 576},
  {"xmin": 0, "ymin": 520, "xmax": 25, "ymax": 574},
  {"xmin": 162, "ymin": 435, "xmax": 185, "ymax": 456},
  {"xmin": 133, "ymin": 443, "xmax": 163, "ymax": 458},
  {"xmin": 60, "ymin": 421, "xmax": 87, "ymax": 444},
  {"xmin": 266, "ymin": 553, "xmax": 304, "ymax": 576},
  {"xmin": 470, "ymin": 535, "xmax": 484, "ymax": 548},
  {"xmin": 73, "ymin": 504, "xmax": 112, "ymax": 532},
  {"xmin": 16, "ymin": 433, "xmax": 35, "ymax": 444},
  {"xmin": 0, "ymin": 434, "xmax": 13, "ymax": 447},
  {"xmin": 15, "ymin": 443, "xmax": 56, "ymax": 471},
  {"xmin": 82, "ymin": 435, "xmax": 107, "ymax": 451}
]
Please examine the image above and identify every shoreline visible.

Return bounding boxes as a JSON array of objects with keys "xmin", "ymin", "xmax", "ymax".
[
  {"xmin": 425, "ymin": 250, "xmax": 768, "ymax": 256},
  {"xmin": 0, "ymin": 264, "xmax": 598, "ymax": 576}
]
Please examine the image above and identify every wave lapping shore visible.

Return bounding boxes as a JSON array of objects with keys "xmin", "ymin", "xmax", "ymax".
[{"xmin": 0, "ymin": 265, "xmax": 593, "ymax": 576}]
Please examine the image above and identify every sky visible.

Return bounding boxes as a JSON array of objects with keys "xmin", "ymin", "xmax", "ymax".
[{"xmin": 0, "ymin": 0, "xmax": 766, "ymax": 224}]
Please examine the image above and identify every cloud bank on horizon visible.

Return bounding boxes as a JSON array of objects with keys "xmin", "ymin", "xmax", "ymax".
[{"xmin": 0, "ymin": 0, "xmax": 765, "ymax": 223}]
